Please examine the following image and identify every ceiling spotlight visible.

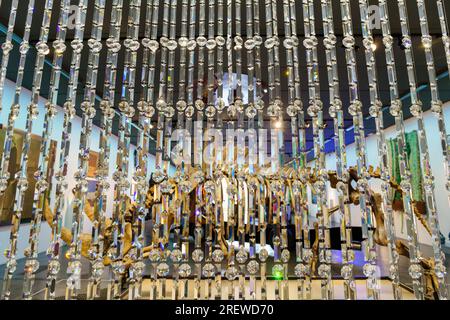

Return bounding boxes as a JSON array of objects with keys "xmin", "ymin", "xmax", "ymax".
[
  {"xmin": 371, "ymin": 43, "xmax": 377, "ymax": 52},
  {"xmin": 274, "ymin": 119, "xmax": 283, "ymax": 129}
]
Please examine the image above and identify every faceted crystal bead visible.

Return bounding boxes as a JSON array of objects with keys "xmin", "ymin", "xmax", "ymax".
[
  {"xmin": 185, "ymin": 106, "xmax": 195, "ymax": 118},
  {"xmin": 225, "ymin": 266, "xmax": 239, "ymax": 280},
  {"xmin": 303, "ymin": 249, "xmax": 313, "ymax": 263},
  {"xmin": 294, "ymin": 264, "xmax": 307, "ymax": 277},
  {"xmin": 164, "ymin": 107, "xmax": 175, "ymax": 118},
  {"xmin": 176, "ymin": 100, "xmax": 187, "ymax": 112},
  {"xmin": 247, "ymin": 260, "xmax": 260, "ymax": 275},
  {"xmin": 28, "ymin": 103, "xmax": 39, "ymax": 119},
  {"xmin": 196, "ymin": 36, "xmax": 207, "ymax": 47},
  {"xmin": 192, "ymin": 249, "xmax": 204, "ymax": 263},
  {"xmin": 205, "ymin": 106, "xmax": 216, "ymax": 118},
  {"xmin": 24, "ymin": 259, "xmax": 39, "ymax": 273},
  {"xmin": 363, "ymin": 263, "xmax": 377, "ymax": 277},
  {"xmin": 389, "ymin": 100, "xmax": 402, "ymax": 117},
  {"xmin": 91, "ymin": 261, "xmax": 105, "ymax": 278},
  {"xmin": 53, "ymin": 40, "xmax": 67, "ymax": 55},
  {"xmin": 88, "ymin": 39, "xmax": 102, "ymax": 53},
  {"xmin": 187, "ymin": 40, "xmax": 197, "ymax": 51},
  {"xmin": 281, "ymin": 249, "xmax": 290, "ymax": 263},
  {"xmin": 303, "ymin": 36, "xmax": 318, "ymax": 49},
  {"xmin": 272, "ymin": 264, "xmax": 284, "ymax": 278},
  {"xmin": 259, "ymin": 248, "xmax": 269, "ymax": 262},
  {"xmin": 410, "ymin": 102, "xmax": 423, "ymax": 118},
  {"xmin": 48, "ymin": 260, "xmax": 60, "ymax": 275},
  {"xmin": 166, "ymin": 40, "xmax": 178, "ymax": 51},
  {"xmin": 341, "ymin": 265, "xmax": 353, "ymax": 280},
  {"xmin": 236, "ymin": 248, "xmax": 248, "ymax": 264},
  {"xmin": 245, "ymin": 105, "xmax": 257, "ymax": 118},
  {"xmin": 408, "ymin": 264, "xmax": 423, "ymax": 279},
  {"xmin": 180, "ymin": 180, "xmax": 193, "ymax": 193},
  {"xmin": 342, "ymin": 36, "xmax": 355, "ymax": 48},
  {"xmin": 383, "ymin": 35, "xmax": 394, "ymax": 48},
  {"xmin": 215, "ymin": 36, "xmax": 226, "ymax": 47},
  {"xmin": 195, "ymin": 99, "xmax": 205, "ymax": 111},
  {"xmin": 212, "ymin": 249, "xmax": 224, "ymax": 263},
  {"xmin": 253, "ymin": 35, "xmax": 263, "ymax": 46},
  {"xmin": 202, "ymin": 263, "xmax": 216, "ymax": 278},
  {"xmin": 422, "ymin": 35, "xmax": 433, "ymax": 49},
  {"xmin": 19, "ymin": 41, "xmax": 30, "ymax": 54},
  {"xmin": 157, "ymin": 263, "xmax": 170, "ymax": 277},
  {"xmin": 255, "ymin": 98, "xmax": 265, "ymax": 110},
  {"xmin": 206, "ymin": 39, "xmax": 216, "ymax": 50},
  {"xmin": 204, "ymin": 180, "xmax": 215, "ymax": 194},
  {"xmin": 170, "ymin": 249, "xmax": 183, "ymax": 262},
  {"xmin": 227, "ymin": 105, "xmax": 237, "ymax": 118},
  {"xmin": 106, "ymin": 38, "xmax": 121, "ymax": 53},
  {"xmin": 10, "ymin": 104, "xmax": 20, "ymax": 120},
  {"xmin": 348, "ymin": 102, "xmax": 361, "ymax": 116},
  {"xmin": 178, "ymin": 37, "xmax": 189, "ymax": 48},
  {"xmin": 71, "ymin": 39, "xmax": 84, "ymax": 53},
  {"xmin": 389, "ymin": 265, "xmax": 398, "ymax": 280},
  {"xmin": 1, "ymin": 41, "xmax": 13, "ymax": 54},
  {"xmin": 431, "ymin": 100, "xmax": 443, "ymax": 115},
  {"xmin": 156, "ymin": 98, "xmax": 167, "ymax": 111},
  {"xmin": 216, "ymin": 98, "xmax": 226, "ymax": 111},
  {"xmin": 318, "ymin": 264, "xmax": 331, "ymax": 278},
  {"xmin": 287, "ymin": 105, "xmax": 297, "ymax": 117},
  {"xmin": 148, "ymin": 249, "xmax": 161, "ymax": 262},
  {"xmin": 36, "ymin": 42, "xmax": 50, "ymax": 55},
  {"xmin": 179, "ymin": 263, "xmax": 192, "ymax": 278},
  {"xmin": 323, "ymin": 35, "xmax": 337, "ymax": 49},
  {"xmin": 402, "ymin": 36, "xmax": 412, "ymax": 49}
]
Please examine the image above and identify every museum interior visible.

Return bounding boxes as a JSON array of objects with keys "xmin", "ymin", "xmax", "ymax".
[{"xmin": 0, "ymin": 0, "xmax": 449, "ymax": 301}]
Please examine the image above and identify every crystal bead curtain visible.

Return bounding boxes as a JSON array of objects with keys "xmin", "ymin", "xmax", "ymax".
[{"xmin": 0, "ymin": 0, "xmax": 449, "ymax": 300}]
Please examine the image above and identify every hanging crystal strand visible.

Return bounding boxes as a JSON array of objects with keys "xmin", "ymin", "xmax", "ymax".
[
  {"xmin": 378, "ymin": 0, "xmax": 424, "ymax": 300},
  {"xmin": 172, "ymin": 0, "xmax": 188, "ymax": 302},
  {"xmin": 102, "ymin": 0, "xmax": 124, "ymax": 301},
  {"xmin": 22, "ymin": 0, "xmax": 70, "ymax": 300},
  {"xmin": 437, "ymin": 1, "xmax": 450, "ymax": 75},
  {"xmin": 404, "ymin": 0, "xmax": 447, "ymax": 300},
  {"xmin": 71, "ymin": 0, "xmax": 104, "ymax": 301},
  {"xmin": 149, "ymin": 0, "xmax": 170, "ymax": 300},
  {"xmin": 359, "ymin": 0, "xmax": 400, "ymax": 300},
  {"xmin": 0, "ymin": 0, "xmax": 33, "ymax": 296},
  {"xmin": 176, "ymin": 0, "xmax": 196, "ymax": 300},
  {"xmin": 251, "ymin": 0, "xmax": 267, "ymax": 300},
  {"xmin": 320, "ymin": 0, "xmax": 356, "ymax": 300},
  {"xmin": 201, "ymin": 0, "xmax": 217, "ymax": 301},
  {"xmin": 211, "ymin": 0, "xmax": 225, "ymax": 300},
  {"xmin": 107, "ymin": 0, "xmax": 132, "ymax": 300},
  {"xmin": 339, "ymin": 0, "xmax": 380, "ymax": 299},
  {"xmin": 1, "ymin": 0, "xmax": 54, "ymax": 301},
  {"xmin": 435, "ymin": 1, "xmax": 450, "ymax": 205},
  {"xmin": 168, "ymin": 0, "xmax": 189, "ymax": 300},
  {"xmin": 232, "ymin": 0, "xmax": 248, "ymax": 302},
  {"xmin": 87, "ymin": 0, "xmax": 121, "ymax": 301},
  {"xmin": 0, "ymin": 1, "xmax": 35, "ymax": 197},
  {"xmin": 303, "ymin": 0, "xmax": 332, "ymax": 300},
  {"xmin": 43, "ymin": 0, "xmax": 85, "ymax": 300},
  {"xmin": 243, "ymin": 0, "xmax": 258, "ymax": 301},
  {"xmin": 64, "ymin": 0, "xmax": 93, "ymax": 301},
  {"xmin": 158, "ymin": 0, "xmax": 178, "ymax": 300},
  {"xmin": 264, "ymin": 0, "xmax": 284, "ymax": 300},
  {"xmin": 116, "ymin": 0, "xmax": 143, "ymax": 301},
  {"xmin": 120, "ymin": 0, "xmax": 142, "ymax": 299},
  {"xmin": 286, "ymin": 0, "xmax": 307, "ymax": 301},
  {"xmin": 142, "ymin": 0, "xmax": 160, "ymax": 299},
  {"xmin": 0, "ymin": 0, "xmax": 19, "ymax": 117}
]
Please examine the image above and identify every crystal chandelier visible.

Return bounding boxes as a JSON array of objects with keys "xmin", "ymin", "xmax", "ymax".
[{"xmin": 0, "ymin": 0, "xmax": 448, "ymax": 300}]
